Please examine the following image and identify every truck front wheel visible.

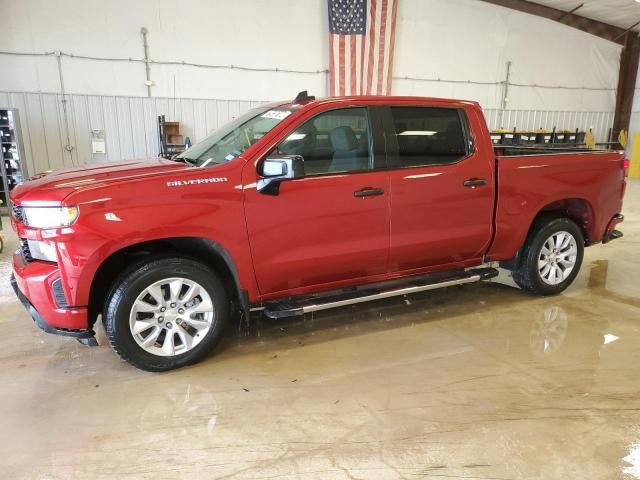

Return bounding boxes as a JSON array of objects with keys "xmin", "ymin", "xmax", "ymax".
[
  {"xmin": 103, "ymin": 257, "xmax": 229, "ymax": 371},
  {"xmin": 512, "ymin": 216, "xmax": 584, "ymax": 296}
]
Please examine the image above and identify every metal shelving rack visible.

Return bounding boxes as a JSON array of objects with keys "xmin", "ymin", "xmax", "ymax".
[
  {"xmin": 157, "ymin": 115, "xmax": 186, "ymax": 159},
  {"xmin": 0, "ymin": 107, "xmax": 28, "ymax": 214}
]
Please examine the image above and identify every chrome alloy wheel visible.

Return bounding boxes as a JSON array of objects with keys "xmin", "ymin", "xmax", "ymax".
[
  {"xmin": 129, "ymin": 277, "xmax": 215, "ymax": 357},
  {"xmin": 538, "ymin": 231, "xmax": 578, "ymax": 286}
]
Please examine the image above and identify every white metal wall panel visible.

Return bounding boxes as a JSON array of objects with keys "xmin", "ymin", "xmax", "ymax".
[
  {"xmin": 87, "ymin": 95, "xmax": 107, "ymax": 163},
  {"xmin": 70, "ymin": 95, "xmax": 91, "ymax": 164},
  {"xmin": 205, "ymin": 100, "xmax": 219, "ymax": 136},
  {"xmin": 179, "ymin": 99, "xmax": 195, "ymax": 144},
  {"xmin": 24, "ymin": 93, "xmax": 47, "ymax": 174},
  {"xmin": 484, "ymin": 108, "xmax": 614, "ymax": 143},
  {"xmin": 192, "ymin": 99, "xmax": 208, "ymax": 144},
  {"xmin": 115, "ymin": 96, "xmax": 134, "ymax": 161},
  {"xmin": 54, "ymin": 93, "xmax": 74, "ymax": 165},
  {"xmin": 42, "ymin": 94, "xmax": 66, "ymax": 171},
  {"xmin": 101, "ymin": 96, "xmax": 121, "ymax": 162},
  {"xmin": 141, "ymin": 98, "xmax": 159, "ymax": 158},
  {"xmin": 129, "ymin": 97, "xmax": 148, "ymax": 159},
  {"xmin": 1, "ymin": 91, "xmax": 616, "ymax": 174}
]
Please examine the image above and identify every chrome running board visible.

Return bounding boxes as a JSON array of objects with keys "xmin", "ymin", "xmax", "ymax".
[{"xmin": 263, "ymin": 267, "xmax": 498, "ymax": 319}]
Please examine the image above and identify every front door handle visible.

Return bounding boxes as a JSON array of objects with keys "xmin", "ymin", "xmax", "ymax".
[
  {"xmin": 354, "ymin": 187, "xmax": 385, "ymax": 197},
  {"xmin": 463, "ymin": 178, "xmax": 488, "ymax": 188}
]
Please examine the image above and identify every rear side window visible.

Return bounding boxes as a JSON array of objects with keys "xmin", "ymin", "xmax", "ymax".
[{"xmin": 390, "ymin": 107, "xmax": 469, "ymax": 167}]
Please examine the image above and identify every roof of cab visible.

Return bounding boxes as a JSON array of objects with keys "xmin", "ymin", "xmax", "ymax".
[{"xmin": 266, "ymin": 95, "xmax": 482, "ymax": 110}]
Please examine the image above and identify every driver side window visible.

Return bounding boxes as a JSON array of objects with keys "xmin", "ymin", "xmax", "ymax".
[{"xmin": 276, "ymin": 108, "xmax": 371, "ymax": 175}]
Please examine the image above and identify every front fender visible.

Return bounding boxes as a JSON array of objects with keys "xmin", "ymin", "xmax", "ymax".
[{"xmin": 55, "ymin": 163, "xmax": 259, "ymax": 305}]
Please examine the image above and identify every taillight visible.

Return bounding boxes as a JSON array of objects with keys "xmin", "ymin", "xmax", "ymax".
[{"xmin": 621, "ymin": 157, "xmax": 629, "ymax": 198}]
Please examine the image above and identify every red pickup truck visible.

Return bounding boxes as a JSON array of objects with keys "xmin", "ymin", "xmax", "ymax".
[{"xmin": 10, "ymin": 92, "xmax": 628, "ymax": 371}]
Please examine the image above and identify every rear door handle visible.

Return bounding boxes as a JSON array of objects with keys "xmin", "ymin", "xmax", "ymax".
[
  {"xmin": 354, "ymin": 187, "xmax": 385, "ymax": 197},
  {"xmin": 463, "ymin": 178, "xmax": 488, "ymax": 188}
]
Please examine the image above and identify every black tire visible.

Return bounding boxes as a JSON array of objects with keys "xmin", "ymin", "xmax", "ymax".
[
  {"xmin": 103, "ymin": 257, "xmax": 229, "ymax": 371},
  {"xmin": 512, "ymin": 216, "xmax": 584, "ymax": 296}
]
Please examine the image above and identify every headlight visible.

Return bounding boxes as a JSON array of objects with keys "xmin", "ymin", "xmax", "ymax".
[{"xmin": 22, "ymin": 206, "xmax": 79, "ymax": 229}]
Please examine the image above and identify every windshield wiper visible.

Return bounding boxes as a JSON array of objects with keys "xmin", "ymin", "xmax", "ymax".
[{"xmin": 173, "ymin": 156, "xmax": 198, "ymax": 166}]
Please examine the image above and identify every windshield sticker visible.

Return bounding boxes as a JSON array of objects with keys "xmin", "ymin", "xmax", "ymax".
[
  {"xmin": 224, "ymin": 153, "xmax": 236, "ymax": 161},
  {"xmin": 261, "ymin": 110, "xmax": 291, "ymax": 120},
  {"xmin": 167, "ymin": 177, "xmax": 228, "ymax": 187}
]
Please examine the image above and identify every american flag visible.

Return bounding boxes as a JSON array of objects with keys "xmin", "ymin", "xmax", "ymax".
[{"xmin": 328, "ymin": 0, "xmax": 398, "ymax": 96}]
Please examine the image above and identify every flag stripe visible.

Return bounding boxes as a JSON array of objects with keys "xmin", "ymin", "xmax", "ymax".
[
  {"xmin": 376, "ymin": 0, "xmax": 388, "ymax": 95},
  {"xmin": 362, "ymin": 2, "xmax": 371, "ymax": 95},
  {"xmin": 329, "ymin": 34, "xmax": 335, "ymax": 97},
  {"xmin": 381, "ymin": 0, "xmax": 389, "ymax": 95},
  {"xmin": 336, "ymin": 35, "xmax": 341, "ymax": 95},
  {"xmin": 366, "ymin": 0, "xmax": 377, "ymax": 95},
  {"xmin": 345, "ymin": 35, "xmax": 351, "ymax": 95},
  {"xmin": 372, "ymin": 0, "xmax": 383, "ymax": 94},
  {"xmin": 385, "ymin": 0, "xmax": 397, "ymax": 95},
  {"xmin": 339, "ymin": 34, "xmax": 346, "ymax": 96},
  {"xmin": 350, "ymin": 35, "xmax": 357, "ymax": 95},
  {"xmin": 357, "ymin": 34, "xmax": 364, "ymax": 95}
]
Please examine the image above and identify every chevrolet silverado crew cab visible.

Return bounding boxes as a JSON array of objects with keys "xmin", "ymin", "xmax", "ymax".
[{"xmin": 10, "ymin": 92, "xmax": 628, "ymax": 371}]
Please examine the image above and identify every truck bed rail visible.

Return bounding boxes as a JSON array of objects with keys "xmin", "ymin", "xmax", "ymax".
[{"xmin": 494, "ymin": 144, "xmax": 616, "ymax": 157}]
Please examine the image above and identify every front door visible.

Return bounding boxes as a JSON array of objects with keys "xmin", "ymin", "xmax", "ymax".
[{"xmin": 243, "ymin": 106, "xmax": 390, "ymax": 297}]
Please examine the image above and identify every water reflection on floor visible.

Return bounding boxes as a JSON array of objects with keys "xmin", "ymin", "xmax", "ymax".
[{"xmin": 1, "ymin": 180, "xmax": 639, "ymax": 479}]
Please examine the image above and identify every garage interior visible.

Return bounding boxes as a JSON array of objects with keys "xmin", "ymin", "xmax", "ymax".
[{"xmin": 1, "ymin": 0, "xmax": 640, "ymax": 478}]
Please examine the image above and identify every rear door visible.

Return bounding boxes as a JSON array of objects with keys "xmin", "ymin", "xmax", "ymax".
[
  {"xmin": 243, "ymin": 106, "xmax": 390, "ymax": 298},
  {"xmin": 383, "ymin": 104, "xmax": 494, "ymax": 272}
]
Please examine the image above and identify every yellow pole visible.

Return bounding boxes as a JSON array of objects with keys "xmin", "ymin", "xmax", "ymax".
[{"xmin": 631, "ymin": 132, "xmax": 640, "ymax": 179}]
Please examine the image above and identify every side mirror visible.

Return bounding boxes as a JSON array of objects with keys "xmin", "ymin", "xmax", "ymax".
[{"xmin": 257, "ymin": 155, "xmax": 305, "ymax": 195}]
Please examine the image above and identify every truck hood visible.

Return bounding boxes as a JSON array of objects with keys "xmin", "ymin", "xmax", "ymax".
[{"xmin": 11, "ymin": 158, "xmax": 188, "ymax": 204}]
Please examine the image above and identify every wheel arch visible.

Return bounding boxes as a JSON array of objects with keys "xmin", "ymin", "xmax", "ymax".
[
  {"xmin": 501, "ymin": 197, "xmax": 593, "ymax": 270},
  {"xmin": 88, "ymin": 237, "xmax": 249, "ymax": 327},
  {"xmin": 535, "ymin": 197, "xmax": 594, "ymax": 244}
]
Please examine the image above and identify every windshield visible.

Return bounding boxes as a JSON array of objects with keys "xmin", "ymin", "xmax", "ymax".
[{"xmin": 177, "ymin": 106, "xmax": 294, "ymax": 167}]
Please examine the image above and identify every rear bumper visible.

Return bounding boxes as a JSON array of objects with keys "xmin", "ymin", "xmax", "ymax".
[
  {"xmin": 11, "ymin": 251, "xmax": 93, "ymax": 338},
  {"xmin": 603, "ymin": 213, "xmax": 624, "ymax": 244}
]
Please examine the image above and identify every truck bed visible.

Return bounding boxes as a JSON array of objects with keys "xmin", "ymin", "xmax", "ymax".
[{"xmin": 488, "ymin": 150, "xmax": 626, "ymax": 261}]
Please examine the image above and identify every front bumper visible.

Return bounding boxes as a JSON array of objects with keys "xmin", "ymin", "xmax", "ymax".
[
  {"xmin": 10, "ymin": 275, "xmax": 94, "ymax": 340},
  {"xmin": 11, "ymin": 251, "xmax": 95, "ymax": 340}
]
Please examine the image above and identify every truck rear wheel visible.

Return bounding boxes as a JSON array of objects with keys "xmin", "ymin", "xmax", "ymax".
[
  {"xmin": 512, "ymin": 216, "xmax": 584, "ymax": 296},
  {"xmin": 103, "ymin": 257, "xmax": 229, "ymax": 371}
]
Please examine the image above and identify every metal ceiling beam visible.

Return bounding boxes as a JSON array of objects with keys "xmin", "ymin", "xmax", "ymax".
[
  {"xmin": 613, "ymin": 33, "xmax": 640, "ymax": 144},
  {"xmin": 614, "ymin": 21, "xmax": 640, "ymax": 42},
  {"xmin": 556, "ymin": 3, "xmax": 584, "ymax": 21},
  {"xmin": 479, "ymin": 0, "xmax": 629, "ymax": 45}
]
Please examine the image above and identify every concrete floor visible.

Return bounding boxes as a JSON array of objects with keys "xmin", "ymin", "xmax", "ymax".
[{"xmin": 1, "ymin": 180, "xmax": 639, "ymax": 480}]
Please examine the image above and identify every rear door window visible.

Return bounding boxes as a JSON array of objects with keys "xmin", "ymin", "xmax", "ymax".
[{"xmin": 390, "ymin": 107, "xmax": 470, "ymax": 167}]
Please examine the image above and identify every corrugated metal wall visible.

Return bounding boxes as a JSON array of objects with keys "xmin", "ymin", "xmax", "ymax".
[
  {"xmin": 483, "ymin": 108, "xmax": 615, "ymax": 142},
  {"xmin": 0, "ymin": 90, "xmax": 615, "ymax": 175},
  {"xmin": 0, "ymin": 91, "xmax": 269, "ymax": 175}
]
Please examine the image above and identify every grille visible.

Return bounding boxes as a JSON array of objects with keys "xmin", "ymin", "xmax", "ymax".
[
  {"xmin": 12, "ymin": 204, "xmax": 24, "ymax": 223},
  {"xmin": 20, "ymin": 238, "xmax": 33, "ymax": 263},
  {"xmin": 52, "ymin": 278, "xmax": 68, "ymax": 308}
]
